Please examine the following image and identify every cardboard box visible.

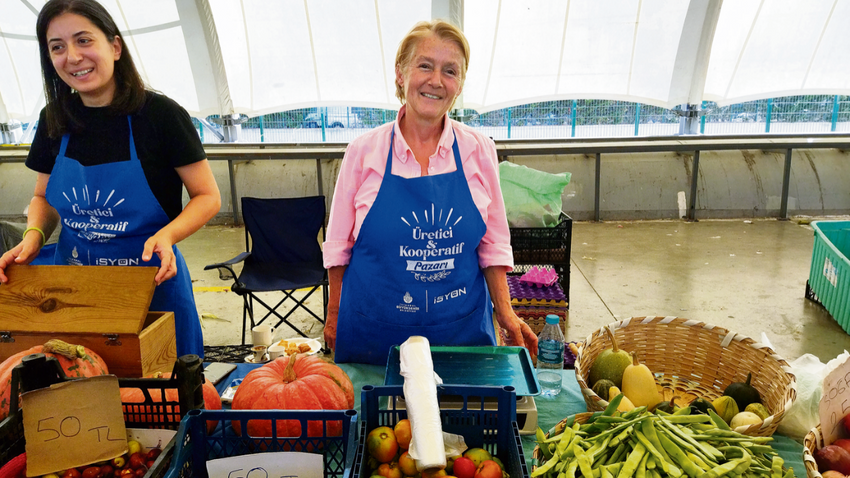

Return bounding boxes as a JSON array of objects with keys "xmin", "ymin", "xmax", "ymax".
[{"xmin": 0, "ymin": 265, "xmax": 176, "ymax": 377}]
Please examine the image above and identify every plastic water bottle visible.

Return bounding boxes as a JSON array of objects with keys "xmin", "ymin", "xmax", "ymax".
[{"xmin": 536, "ymin": 314, "xmax": 565, "ymax": 397}]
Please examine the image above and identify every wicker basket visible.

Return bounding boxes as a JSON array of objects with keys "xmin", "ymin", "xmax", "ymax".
[
  {"xmin": 803, "ymin": 425, "xmax": 825, "ymax": 478},
  {"xmin": 574, "ymin": 316, "xmax": 797, "ymax": 437},
  {"xmin": 531, "ymin": 412, "xmax": 593, "ymax": 469}
]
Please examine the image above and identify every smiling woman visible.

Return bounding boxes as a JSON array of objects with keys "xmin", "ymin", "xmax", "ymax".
[
  {"xmin": 322, "ymin": 20, "xmax": 538, "ymax": 365},
  {"xmin": 0, "ymin": 0, "xmax": 221, "ymax": 358}
]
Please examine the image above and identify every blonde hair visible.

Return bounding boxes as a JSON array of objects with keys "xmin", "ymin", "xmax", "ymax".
[{"xmin": 394, "ymin": 20, "xmax": 470, "ymax": 104}]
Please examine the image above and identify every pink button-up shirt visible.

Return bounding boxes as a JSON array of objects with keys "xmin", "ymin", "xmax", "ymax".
[{"xmin": 323, "ymin": 106, "xmax": 514, "ymax": 270}]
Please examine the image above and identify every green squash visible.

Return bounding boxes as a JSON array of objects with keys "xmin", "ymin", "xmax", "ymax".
[
  {"xmin": 592, "ymin": 379, "xmax": 616, "ymax": 401},
  {"xmin": 723, "ymin": 372, "xmax": 761, "ymax": 410}
]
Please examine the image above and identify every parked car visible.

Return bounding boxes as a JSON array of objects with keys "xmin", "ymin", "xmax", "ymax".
[{"xmin": 302, "ymin": 107, "xmax": 363, "ymax": 128}]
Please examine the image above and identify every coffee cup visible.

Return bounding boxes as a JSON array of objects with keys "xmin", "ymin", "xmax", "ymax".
[
  {"xmin": 267, "ymin": 344, "xmax": 287, "ymax": 360},
  {"xmin": 252, "ymin": 324, "xmax": 275, "ymax": 345}
]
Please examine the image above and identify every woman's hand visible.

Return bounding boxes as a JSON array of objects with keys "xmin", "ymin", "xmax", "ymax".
[
  {"xmin": 495, "ymin": 308, "xmax": 538, "ymax": 359},
  {"xmin": 142, "ymin": 232, "xmax": 177, "ymax": 285},
  {"xmin": 325, "ymin": 266, "xmax": 346, "ymax": 351},
  {"xmin": 0, "ymin": 234, "xmax": 42, "ymax": 283},
  {"xmin": 324, "ymin": 308, "xmax": 338, "ymax": 350}
]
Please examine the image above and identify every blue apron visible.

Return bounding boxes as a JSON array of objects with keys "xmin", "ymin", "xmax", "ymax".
[
  {"xmin": 44, "ymin": 117, "xmax": 204, "ymax": 358},
  {"xmin": 334, "ymin": 126, "xmax": 497, "ymax": 364}
]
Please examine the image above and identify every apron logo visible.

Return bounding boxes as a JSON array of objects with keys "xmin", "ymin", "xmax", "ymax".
[
  {"xmin": 399, "ymin": 205, "xmax": 466, "ymax": 283},
  {"xmin": 396, "ymin": 292, "xmax": 419, "ymax": 313},
  {"xmin": 434, "ymin": 287, "xmax": 467, "ymax": 304},
  {"xmin": 61, "ymin": 187, "xmax": 130, "ymax": 243}
]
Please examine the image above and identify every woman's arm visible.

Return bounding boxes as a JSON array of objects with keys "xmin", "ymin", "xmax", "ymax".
[
  {"xmin": 483, "ymin": 265, "xmax": 538, "ymax": 359},
  {"xmin": 142, "ymin": 159, "xmax": 220, "ymax": 284},
  {"xmin": 324, "ymin": 265, "xmax": 346, "ymax": 350},
  {"xmin": 0, "ymin": 173, "xmax": 60, "ymax": 283}
]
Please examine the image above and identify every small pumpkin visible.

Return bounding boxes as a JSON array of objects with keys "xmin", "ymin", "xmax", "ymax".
[
  {"xmin": 232, "ymin": 353, "xmax": 354, "ymax": 438},
  {"xmin": 119, "ymin": 372, "xmax": 222, "ymax": 433},
  {"xmin": 592, "ymin": 379, "xmax": 616, "ymax": 401},
  {"xmin": 723, "ymin": 372, "xmax": 761, "ymax": 410},
  {"xmin": 0, "ymin": 339, "xmax": 109, "ymax": 420}
]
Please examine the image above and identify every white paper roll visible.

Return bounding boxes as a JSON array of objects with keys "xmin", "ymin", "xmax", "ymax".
[{"xmin": 400, "ymin": 336, "xmax": 446, "ymax": 471}]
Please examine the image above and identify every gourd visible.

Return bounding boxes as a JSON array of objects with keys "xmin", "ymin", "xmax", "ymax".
[
  {"xmin": 712, "ymin": 395, "xmax": 739, "ymax": 424},
  {"xmin": 592, "ymin": 379, "xmax": 616, "ymax": 401},
  {"xmin": 119, "ymin": 372, "xmax": 222, "ymax": 433},
  {"xmin": 621, "ymin": 351, "xmax": 662, "ymax": 409},
  {"xmin": 608, "ymin": 385, "xmax": 635, "ymax": 412},
  {"xmin": 689, "ymin": 398, "xmax": 717, "ymax": 415},
  {"xmin": 588, "ymin": 327, "xmax": 632, "ymax": 388},
  {"xmin": 730, "ymin": 411, "xmax": 762, "ymax": 429},
  {"xmin": 723, "ymin": 372, "xmax": 761, "ymax": 410},
  {"xmin": 0, "ymin": 339, "xmax": 109, "ymax": 420},
  {"xmin": 231, "ymin": 354, "xmax": 355, "ymax": 437}
]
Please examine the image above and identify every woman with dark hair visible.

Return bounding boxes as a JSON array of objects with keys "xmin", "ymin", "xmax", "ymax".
[{"xmin": 0, "ymin": 0, "xmax": 220, "ymax": 357}]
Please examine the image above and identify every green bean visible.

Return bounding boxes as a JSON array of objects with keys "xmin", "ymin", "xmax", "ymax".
[
  {"xmin": 598, "ymin": 416, "xmax": 629, "ymax": 423},
  {"xmin": 658, "ymin": 417, "xmax": 724, "ymax": 461},
  {"xmin": 656, "ymin": 422, "xmax": 716, "ymax": 465},
  {"xmin": 616, "ymin": 441, "xmax": 647, "ymax": 478},
  {"xmin": 531, "ymin": 453, "xmax": 561, "ymax": 477},
  {"xmin": 781, "ymin": 467, "xmax": 794, "ymax": 478},
  {"xmin": 623, "ymin": 407, "xmax": 648, "ymax": 419},
  {"xmin": 688, "ymin": 452, "xmax": 711, "ymax": 472},
  {"xmin": 606, "ymin": 442, "xmax": 628, "ymax": 466},
  {"xmin": 611, "ymin": 425, "xmax": 636, "ymax": 448},
  {"xmin": 577, "ymin": 449, "xmax": 594, "ymax": 478},
  {"xmin": 641, "ymin": 420, "xmax": 677, "ymax": 471},
  {"xmin": 663, "ymin": 415, "xmax": 712, "ymax": 424},
  {"xmin": 645, "ymin": 455, "xmax": 656, "ymax": 470},
  {"xmin": 565, "ymin": 460, "xmax": 579, "ymax": 478},
  {"xmin": 604, "ymin": 394, "xmax": 625, "ymax": 416},
  {"xmin": 636, "ymin": 452, "xmax": 649, "ymax": 478},
  {"xmin": 634, "ymin": 429, "xmax": 683, "ymax": 477},
  {"xmin": 699, "ymin": 456, "xmax": 750, "ymax": 478},
  {"xmin": 560, "ymin": 435, "xmax": 583, "ymax": 460},
  {"xmin": 708, "ymin": 410, "xmax": 732, "ymax": 431},
  {"xmin": 674, "ymin": 406, "xmax": 693, "ymax": 415},
  {"xmin": 770, "ymin": 456, "xmax": 782, "ymax": 478},
  {"xmin": 601, "ymin": 466, "xmax": 614, "ymax": 478},
  {"xmin": 649, "ymin": 469, "xmax": 661, "ymax": 478},
  {"xmin": 657, "ymin": 428, "xmax": 704, "ymax": 478}
]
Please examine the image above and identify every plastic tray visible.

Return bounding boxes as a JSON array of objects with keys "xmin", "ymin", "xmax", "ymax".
[
  {"xmin": 807, "ymin": 220, "xmax": 850, "ymax": 332},
  {"xmin": 383, "ymin": 345, "xmax": 540, "ymax": 396},
  {"xmin": 163, "ymin": 409, "xmax": 358, "ymax": 478},
  {"xmin": 353, "ymin": 385, "xmax": 528, "ymax": 478},
  {"xmin": 0, "ymin": 355, "xmax": 204, "ymax": 478}
]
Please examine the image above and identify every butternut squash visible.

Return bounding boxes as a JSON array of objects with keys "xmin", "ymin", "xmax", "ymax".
[
  {"xmin": 621, "ymin": 351, "xmax": 662, "ymax": 409},
  {"xmin": 608, "ymin": 385, "xmax": 635, "ymax": 412}
]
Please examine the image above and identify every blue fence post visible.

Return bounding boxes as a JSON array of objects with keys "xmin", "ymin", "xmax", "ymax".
[
  {"xmin": 634, "ymin": 104, "xmax": 641, "ymax": 136},
  {"xmin": 832, "ymin": 95, "xmax": 840, "ymax": 132},
  {"xmin": 199, "ymin": 122, "xmax": 204, "ymax": 143},
  {"xmin": 571, "ymin": 100, "xmax": 577, "ymax": 137},
  {"xmin": 507, "ymin": 107, "xmax": 512, "ymax": 139},
  {"xmin": 700, "ymin": 101, "xmax": 706, "ymax": 134},
  {"xmin": 321, "ymin": 111, "xmax": 327, "ymax": 142},
  {"xmin": 259, "ymin": 116, "xmax": 265, "ymax": 143},
  {"xmin": 766, "ymin": 98, "xmax": 773, "ymax": 133}
]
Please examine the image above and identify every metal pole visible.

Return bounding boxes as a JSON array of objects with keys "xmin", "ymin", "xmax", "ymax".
[
  {"xmin": 321, "ymin": 110, "xmax": 327, "ymax": 142},
  {"xmin": 259, "ymin": 116, "xmax": 265, "ymax": 143},
  {"xmin": 594, "ymin": 153, "xmax": 601, "ymax": 222},
  {"xmin": 700, "ymin": 101, "xmax": 706, "ymax": 134},
  {"xmin": 507, "ymin": 107, "xmax": 512, "ymax": 139},
  {"xmin": 228, "ymin": 159, "xmax": 239, "ymax": 225},
  {"xmin": 572, "ymin": 100, "xmax": 577, "ymax": 137},
  {"xmin": 634, "ymin": 104, "xmax": 641, "ymax": 136},
  {"xmin": 832, "ymin": 95, "xmax": 840, "ymax": 132},
  {"xmin": 779, "ymin": 148, "xmax": 793, "ymax": 220},
  {"xmin": 315, "ymin": 159, "xmax": 324, "ymax": 197},
  {"xmin": 766, "ymin": 98, "xmax": 773, "ymax": 133},
  {"xmin": 687, "ymin": 150, "xmax": 700, "ymax": 222}
]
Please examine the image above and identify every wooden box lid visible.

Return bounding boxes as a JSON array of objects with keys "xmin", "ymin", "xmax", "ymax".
[{"xmin": 0, "ymin": 265, "xmax": 157, "ymax": 334}]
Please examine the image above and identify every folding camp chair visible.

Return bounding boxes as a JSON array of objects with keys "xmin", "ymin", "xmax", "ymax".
[{"xmin": 205, "ymin": 196, "xmax": 329, "ymax": 345}]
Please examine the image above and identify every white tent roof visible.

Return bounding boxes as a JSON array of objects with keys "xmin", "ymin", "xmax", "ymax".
[{"xmin": 2, "ymin": 0, "xmax": 849, "ymax": 123}]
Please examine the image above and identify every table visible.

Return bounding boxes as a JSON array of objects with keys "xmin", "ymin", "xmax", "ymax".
[{"xmin": 211, "ymin": 362, "xmax": 807, "ymax": 476}]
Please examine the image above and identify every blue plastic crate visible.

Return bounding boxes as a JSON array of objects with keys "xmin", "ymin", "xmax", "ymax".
[
  {"xmin": 354, "ymin": 385, "xmax": 528, "ymax": 478},
  {"xmin": 808, "ymin": 220, "xmax": 850, "ymax": 332},
  {"xmin": 164, "ymin": 409, "xmax": 358, "ymax": 478}
]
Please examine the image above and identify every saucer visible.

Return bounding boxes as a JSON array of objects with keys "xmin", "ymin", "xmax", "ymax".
[{"xmin": 244, "ymin": 353, "xmax": 270, "ymax": 364}]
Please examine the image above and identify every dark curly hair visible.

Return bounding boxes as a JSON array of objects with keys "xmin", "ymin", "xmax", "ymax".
[{"xmin": 36, "ymin": 0, "xmax": 146, "ymax": 137}]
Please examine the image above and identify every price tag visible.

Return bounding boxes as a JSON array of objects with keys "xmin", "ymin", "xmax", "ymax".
[
  {"xmin": 23, "ymin": 375, "xmax": 127, "ymax": 477},
  {"xmin": 819, "ymin": 355, "xmax": 850, "ymax": 445},
  {"xmin": 206, "ymin": 452, "xmax": 323, "ymax": 478}
]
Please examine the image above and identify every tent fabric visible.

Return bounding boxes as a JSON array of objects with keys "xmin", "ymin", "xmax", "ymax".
[{"xmin": 2, "ymin": 0, "xmax": 849, "ymax": 123}]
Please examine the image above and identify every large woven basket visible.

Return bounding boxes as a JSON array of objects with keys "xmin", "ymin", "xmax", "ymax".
[
  {"xmin": 803, "ymin": 425, "xmax": 825, "ymax": 478},
  {"xmin": 574, "ymin": 316, "xmax": 797, "ymax": 437}
]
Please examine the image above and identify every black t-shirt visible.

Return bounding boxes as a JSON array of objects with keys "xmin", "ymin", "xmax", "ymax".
[{"xmin": 26, "ymin": 92, "xmax": 207, "ymax": 221}]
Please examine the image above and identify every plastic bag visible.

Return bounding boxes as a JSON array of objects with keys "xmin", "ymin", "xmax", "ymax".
[
  {"xmin": 499, "ymin": 162, "xmax": 570, "ymax": 228},
  {"xmin": 777, "ymin": 351, "xmax": 850, "ymax": 442}
]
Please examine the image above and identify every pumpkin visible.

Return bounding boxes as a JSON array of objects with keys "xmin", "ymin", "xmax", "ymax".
[
  {"xmin": 0, "ymin": 339, "xmax": 109, "ymax": 421},
  {"xmin": 119, "ymin": 372, "xmax": 222, "ymax": 433},
  {"xmin": 231, "ymin": 353, "xmax": 354, "ymax": 438}
]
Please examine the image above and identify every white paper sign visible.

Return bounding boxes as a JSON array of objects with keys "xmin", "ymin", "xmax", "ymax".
[
  {"xmin": 819, "ymin": 355, "xmax": 850, "ymax": 445},
  {"xmin": 206, "ymin": 452, "xmax": 323, "ymax": 478}
]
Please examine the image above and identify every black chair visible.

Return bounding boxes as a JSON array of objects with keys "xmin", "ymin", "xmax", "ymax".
[{"xmin": 205, "ymin": 196, "xmax": 328, "ymax": 345}]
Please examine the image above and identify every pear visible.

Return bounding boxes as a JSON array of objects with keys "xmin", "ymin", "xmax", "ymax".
[{"xmin": 587, "ymin": 327, "xmax": 632, "ymax": 389}]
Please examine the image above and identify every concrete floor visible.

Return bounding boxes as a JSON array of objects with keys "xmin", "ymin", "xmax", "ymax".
[{"xmin": 181, "ymin": 218, "xmax": 850, "ymax": 364}]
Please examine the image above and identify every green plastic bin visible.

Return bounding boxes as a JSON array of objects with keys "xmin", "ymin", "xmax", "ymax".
[{"xmin": 807, "ymin": 221, "xmax": 850, "ymax": 332}]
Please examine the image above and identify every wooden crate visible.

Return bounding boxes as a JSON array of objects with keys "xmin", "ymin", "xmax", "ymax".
[{"xmin": 0, "ymin": 265, "xmax": 176, "ymax": 377}]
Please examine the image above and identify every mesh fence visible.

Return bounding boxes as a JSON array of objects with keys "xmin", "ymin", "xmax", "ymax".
[{"xmin": 191, "ymin": 95, "xmax": 849, "ymax": 143}]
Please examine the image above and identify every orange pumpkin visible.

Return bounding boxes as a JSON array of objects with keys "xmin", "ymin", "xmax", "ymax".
[
  {"xmin": 231, "ymin": 354, "xmax": 354, "ymax": 438},
  {"xmin": 0, "ymin": 339, "xmax": 109, "ymax": 420},
  {"xmin": 119, "ymin": 372, "xmax": 222, "ymax": 433}
]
